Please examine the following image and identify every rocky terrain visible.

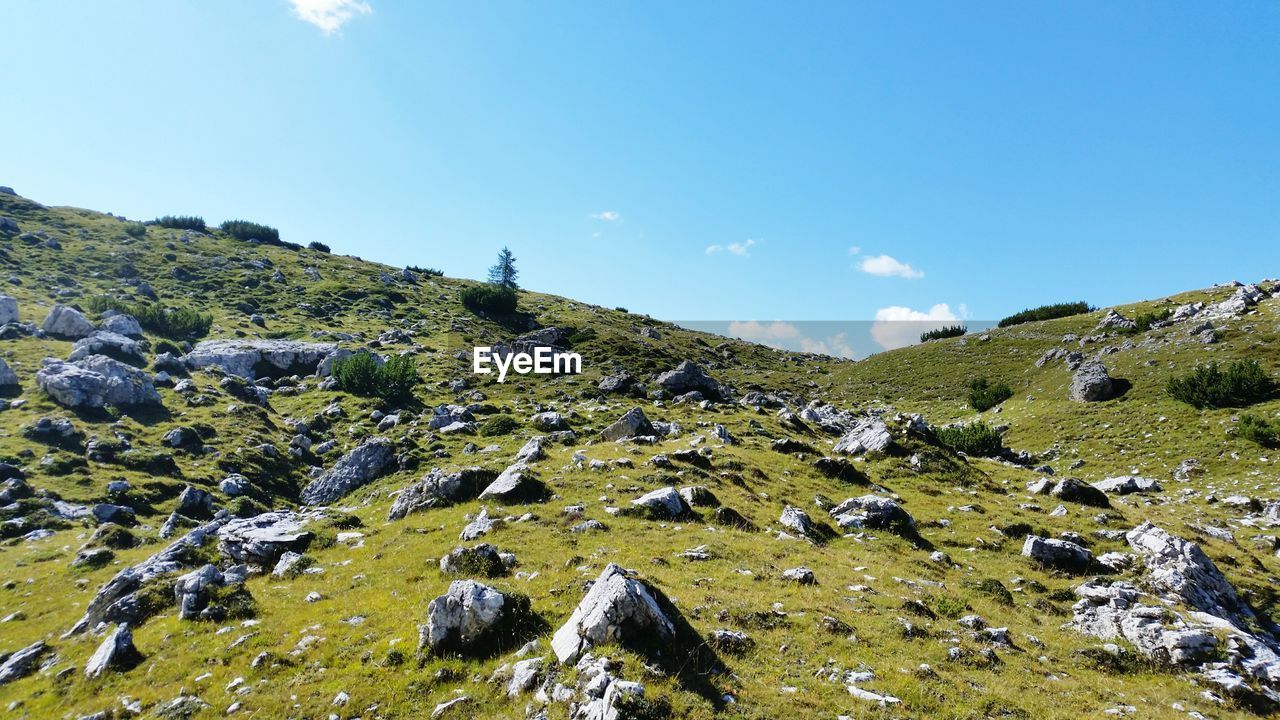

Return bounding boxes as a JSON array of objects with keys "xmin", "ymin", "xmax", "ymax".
[{"xmin": 1, "ymin": 187, "xmax": 1279, "ymax": 719}]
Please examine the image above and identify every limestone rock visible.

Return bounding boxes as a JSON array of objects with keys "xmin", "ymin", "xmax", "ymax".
[
  {"xmin": 300, "ymin": 437, "xmax": 395, "ymax": 505},
  {"xmin": 551, "ymin": 564, "xmax": 675, "ymax": 664}
]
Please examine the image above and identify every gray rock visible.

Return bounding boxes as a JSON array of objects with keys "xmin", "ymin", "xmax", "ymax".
[
  {"xmin": 1126, "ymin": 522, "xmax": 1255, "ymax": 628},
  {"xmin": 84, "ymin": 624, "xmax": 143, "ymax": 678},
  {"xmin": 1069, "ymin": 360, "xmax": 1114, "ymax": 402},
  {"xmin": 387, "ymin": 467, "xmax": 493, "ymax": 520},
  {"xmin": 829, "ymin": 495, "xmax": 916, "ymax": 533},
  {"xmin": 834, "ymin": 417, "xmax": 894, "ymax": 455},
  {"xmin": 531, "ymin": 411, "xmax": 568, "ymax": 431},
  {"xmin": 175, "ymin": 485, "xmax": 215, "ymax": 518},
  {"xmin": 439, "ymin": 543, "xmax": 511, "ymax": 575},
  {"xmin": 1022, "ymin": 535, "xmax": 1093, "ymax": 573},
  {"xmin": 219, "ymin": 474, "xmax": 248, "ymax": 496},
  {"xmin": 300, "ymin": 437, "xmax": 395, "ymax": 505},
  {"xmin": 99, "ymin": 313, "xmax": 143, "ymax": 339},
  {"xmin": 173, "ymin": 564, "xmax": 227, "ymax": 619},
  {"xmin": 35, "ymin": 355, "xmax": 161, "ymax": 408},
  {"xmin": 461, "ymin": 507, "xmax": 502, "ymax": 540},
  {"xmin": 422, "ymin": 580, "xmax": 520, "ymax": 654},
  {"xmin": 41, "ymin": 304, "xmax": 96, "ymax": 339},
  {"xmin": 182, "ymin": 339, "xmax": 337, "ymax": 379},
  {"xmin": 1093, "ymin": 476, "xmax": 1162, "ymax": 495},
  {"xmin": 630, "ymin": 487, "xmax": 689, "ymax": 518},
  {"xmin": 514, "ymin": 436, "xmax": 545, "ymax": 464},
  {"xmin": 550, "ymin": 563, "xmax": 675, "ymax": 664},
  {"xmin": 478, "ymin": 463, "xmax": 543, "ymax": 503},
  {"xmin": 600, "ymin": 407, "xmax": 655, "ymax": 442},
  {"xmin": 598, "ymin": 372, "xmax": 633, "ymax": 395},
  {"xmin": 1051, "ymin": 478, "xmax": 1111, "ymax": 507},
  {"xmin": 1096, "ymin": 309, "xmax": 1136, "ymax": 331},
  {"xmin": 68, "ymin": 331, "xmax": 146, "ymax": 365},
  {"xmin": 0, "ymin": 358, "xmax": 18, "ymax": 388},
  {"xmin": 781, "ymin": 567, "xmax": 817, "ymax": 584},
  {"xmin": 0, "ymin": 295, "xmax": 17, "ymax": 325},
  {"xmin": 779, "ymin": 505, "xmax": 817, "ymax": 539},
  {"xmin": 653, "ymin": 360, "xmax": 727, "ymax": 400},
  {"xmin": 678, "ymin": 486, "xmax": 719, "ymax": 508},
  {"xmin": 216, "ymin": 511, "xmax": 311, "ymax": 567},
  {"xmin": 0, "ymin": 640, "xmax": 48, "ymax": 685}
]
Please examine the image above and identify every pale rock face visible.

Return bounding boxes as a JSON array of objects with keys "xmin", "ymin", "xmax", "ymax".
[
  {"xmin": 0, "ymin": 295, "xmax": 18, "ymax": 325},
  {"xmin": 630, "ymin": 487, "xmax": 689, "ymax": 519},
  {"xmin": 1069, "ymin": 360, "xmax": 1113, "ymax": 402},
  {"xmin": 1022, "ymin": 535, "xmax": 1093, "ymax": 573},
  {"xmin": 422, "ymin": 580, "xmax": 512, "ymax": 654},
  {"xmin": 41, "ymin": 304, "xmax": 96, "ymax": 339},
  {"xmin": 182, "ymin": 339, "xmax": 337, "ymax": 379},
  {"xmin": 829, "ymin": 495, "xmax": 915, "ymax": 533},
  {"xmin": 35, "ymin": 355, "xmax": 161, "ymax": 408},
  {"xmin": 834, "ymin": 417, "xmax": 893, "ymax": 455},
  {"xmin": 99, "ymin": 313, "xmax": 144, "ymax": 338},
  {"xmin": 551, "ymin": 564, "xmax": 675, "ymax": 664},
  {"xmin": 387, "ymin": 467, "xmax": 494, "ymax": 521},
  {"xmin": 85, "ymin": 624, "xmax": 143, "ymax": 678},
  {"xmin": 0, "ymin": 358, "xmax": 18, "ymax": 388},
  {"xmin": 300, "ymin": 437, "xmax": 395, "ymax": 505},
  {"xmin": 600, "ymin": 407, "xmax": 655, "ymax": 441},
  {"xmin": 216, "ymin": 511, "xmax": 312, "ymax": 567},
  {"xmin": 1092, "ymin": 476, "xmax": 1162, "ymax": 495}
]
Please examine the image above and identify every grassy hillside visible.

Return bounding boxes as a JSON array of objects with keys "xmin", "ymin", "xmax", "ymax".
[{"xmin": 0, "ymin": 189, "xmax": 1278, "ymax": 719}]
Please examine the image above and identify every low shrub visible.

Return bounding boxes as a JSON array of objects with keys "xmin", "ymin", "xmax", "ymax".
[
  {"xmin": 934, "ymin": 422, "xmax": 1004, "ymax": 457},
  {"xmin": 86, "ymin": 295, "xmax": 213, "ymax": 339},
  {"xmin": 406, "ymin": 265, "xmax": 444, "ymax": 277},
  {"xmin": 998, "ymin": 301, "xmax": 1093, "ymax": 328},
  {"xmin": 920, "ymin": 325, "xmax": 966, "ymax": 342},
  {"xmin": 1237, "ymin": 413, "xmax": 1279, "ymax": 447},
  {"xmin": 220, "ymin": 219, "xmax": 281, "ymax": 245},
  {"xmin": 479, "ymin": 415, "xmax": 519, "ymax": 437},
  {"xmin": 461, "ymin": 285, "xmax": 517, "ymax": 314},
  {"xmin": 332, "ymin": 352, "xmax": 419, "ymax": 402},
  {"xmin": 308, "ymin": 241, "xmax": 331, "ymax": 253},
  {"xmin": 1131, "ymin": 308, "xmax": 1171, "ymax": 332},
  {"xmin": 1167, "ymin": 359, "xmax": 1274, "ymax": 409},
  {"xmin": 968, "ymin": 378, "xmax": 1013, "ymax": 411},
  {"xmin": 150, "ymin": 215, "xmax": 207, "ymax": 232},
  {"xmin": 122, "ymin": 222, "xmax": 147, "ymax": 238}
]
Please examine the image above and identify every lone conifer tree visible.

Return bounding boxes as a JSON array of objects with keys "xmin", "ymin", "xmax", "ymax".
[{"xmin": 487, "ymin": 246, "xmax": 519, "ymax": 289}]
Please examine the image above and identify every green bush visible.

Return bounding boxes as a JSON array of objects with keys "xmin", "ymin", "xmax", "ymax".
[
  {"xmin": 407, "ymin": 265, "xmax": 444, "ymax": 277},
  {"xmin": 332, "ymin": 352, "xmax": 419, "ymax": 402},
  {"xmin": 920, "ymin": 325, "xmax": 966, "ymax": 343},
  {"xmin": 934, "ymin": 422, "xmax": 1004, "ymax": 457},
  {"xmin": 998, "ymin": 301, "xmax": 1093, "ymax": 328},
  {"xmin": 1167, "ymin": 360, "xmax": 1275, "ymax": 409},
  {"xmin": 308, "ymin": 241, "xmax": 331, "ymax": 253},
  {"xmin": 1131, "ymin": 308, "xmax": 1172, "ymax": 332},
  {"xmin": 151, "ymin": 215, "xmax": 207, "ymax": 232},
  {"xmin": 123, "ymin": 222, "xmax": 147, "ymax": 238},
  {"xmin": 479, "ymin": 415, "xmax": 519, "ymax": 437},
  {"xmin": 220, "ymin": 219, "xmax": 281, "ymax": 245},
  {"xmin": 1237, "ymin": 413, "xmax": 1279, "ymax": 447},
  {"xmin": 968, "ymin": 378, "xmax": 1013, "ymax": 411},
  {"xmin": 461, "ymin": 285, "xmax": 517, "ymax": 314},
  {"xmin": 86, "ymin": 295, "xmax": 212, "ymax": 340}
]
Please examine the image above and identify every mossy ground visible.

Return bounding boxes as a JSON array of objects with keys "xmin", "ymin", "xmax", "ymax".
[{"xmin": 1, "ymin": 192, "xmax": 1278, "ymax": 718}]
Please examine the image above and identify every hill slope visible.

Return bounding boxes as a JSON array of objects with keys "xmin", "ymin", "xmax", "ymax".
[{"xmin": 0, "ymin": 189, "xmax": 1279, "ymax": 719}]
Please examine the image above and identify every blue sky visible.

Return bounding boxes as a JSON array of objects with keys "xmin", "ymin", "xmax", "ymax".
[{"xmin": 1, "ymin": 1, "xmax": 1276, "ymax": 357}]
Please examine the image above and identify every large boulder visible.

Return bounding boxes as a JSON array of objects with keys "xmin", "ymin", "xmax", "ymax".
[
  {"xmin": 421, "ymin": 580, "xmax": 526, "ymax": 655},
  {"xmin": 1096, "ymin": 309, "xmax": 1136, "ymax": 331},
  {"xmin": 601, "ymin": 407, "xmax": 656, "ymax": 442},
  {"xmin": 99, "ymin": 312, "xmax": 144, "ymax": 339},
  {"xmin": 478, "ymin": 463, "xmax": 544, "ymax": 503},
  {"xmin": 216, "ymin": 511, "xmax": 311, "ymax": 567},
  {"xmin": 182, "ymin": 339, "xmax": 336, "ymax": 379},
  {"xmin": 0, "ymin": 295, "xmax": 17, "ymax": 325},
  {"xmin": 1093, "ymin": 475, "xmax": 1162, "ymax": 495},
  {"xmin": 0, "ymin": 640, "xmax": 49, "ymax": 685},
  {"xmin": 1126, "ymin": 522, "xmax": 1255, "ymax": 628},
  {"xmin": 653, "ymin": 360, "xmax": 727, "ymax": 400},
  {"xmin": 1051, "ymin": 478, "xmax": 1111, "ymax": 508},
  {"xmin": 84, "ymin": 624, "xmax": 143, "ymax": 678},
  {"xmin": 630, "ymin": 487, "xmax": 690, "ymax": 519},
  {"xmin": 833, "ymin": 417, "xmax": 894, "ymax": 455},
  {"xmin": 1069, "ymin": 360, "xmax": 1114, "ymax": 402},
  {"xmin": 551, "ymin": 564, "xmax": 675, "ymax": 664},
  {"xmin": 828, "ymin": 495, "xmax": 916, "ymax": 533},
  {"xmin": 0, "ymin": 358, "xmax": 18, "ymax": 389},
  {"xmin": 1022, "ymin": 535, "xmax": 1093, "ymax": 573},
  {"xmin": 300, "ymin": 437, "xmax": 395, "ymax": 505},
  {"xmin": 36, "ymin": 355, "xmax": 161, "ymax": 408},
  {"xmin": 41, "ymin": 304, "xmax": 96, "ymax": 339},
  {"xmin": 68, "ymin": 331, "xmax": 147, "ymax": 366},
  {"xmin": 388, "ymin": 467, "xmax": 495, "ymax": 520}
]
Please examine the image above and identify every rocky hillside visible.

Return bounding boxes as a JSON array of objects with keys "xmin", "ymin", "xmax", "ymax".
[{"xmin": 1, "ymin": 187, "xmax": 1279, "ymax": 720}]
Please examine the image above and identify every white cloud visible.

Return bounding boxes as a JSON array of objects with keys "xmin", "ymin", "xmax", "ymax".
[
  {"xmin": 847, "ymin": 245, "xmax": 862, "ymax": 255},
  {"xmin": 591, "ymin": 211, "xmax": 621, "ymax": 222},
  {"xmin": 858, "ymin": 254, "xmax": 923, "ymax": 279},
  {"xmin": 707, "ymin": 239, "xmax": 757, "ymax": 257},
  {"xmin": 870, "ymin": 303, "xmax": 959, "ymax": 350},
  {"xmin": 727, "ymin": 321, "xmax": 857, "ymax": 359},
  {"xmin": 289, "ymin": 0, "xmax": 372, "ymax": 34}
]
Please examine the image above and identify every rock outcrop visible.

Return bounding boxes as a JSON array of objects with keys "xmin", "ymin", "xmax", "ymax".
[
  {"xmin": 551, "ymin": 564, "xmax": 675, "ymax": 664},
  {"xmin": 182, "ymin": 339, "xmax": 336, "ymax": 379},
  {"xmin": 36, "ymin": 355, "xmax": 161, "ymax": 408},
  {"xmin": 301, "ymin": 437, "xmax": 395, "ymax": 505}
]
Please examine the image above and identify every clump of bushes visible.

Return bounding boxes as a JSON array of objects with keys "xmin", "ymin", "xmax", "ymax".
[
  {"xmin": 122, "ymin": 222, "xmax": 147, "ymax": 238},
  {"xmin": 998, "ymin": 301, "xmax": 1093, "ymax": 328},
  {"xmin": 150, "ymin": 215, "xmax": 207, "ymax": 232},
  {"xmin": 1167, "ymin": 359, "xmax": 1274, "ymax": 409},
  {"xmin": 968, "ymin": 378, "xmax": 1013, "ymax": 411},
  {"xmin": 407, "ymin": 265, "xmax": 444, "ymax": 277},
  {"xmin": 332, "ymin": 352, "xmax": 419, "ymax": 401},
  {"xmin": 934, "ymin": 422, "xmax": 1004, "ymax": 457},
  {"xmin": 220, "ymin": 219, "xmax": 281, "ymax": 245},
  {"xmin": 1237, "ymin": 413, "xmax": 1279, "ymax": 447},
  {"xmin": 461, "ymin": 285, "xmax": 517, "ymax": 314},
  {"xmin": 86, "ymin": 295, "xmax": 212, "ymax": 339},
  {"xmin": 307, "ymin": 241, "xmax": 331, "ymax": 253},
  {"xmin": 479, "ymin": 415, "xmax": 518, "ymax": 437},
  {"xmin": 920, "ymin": 325, "xmax": 966, "ymax": 342},
  {"xmin": 1130, "ymin": 308, "xmax": 1172, "ymax": 332}
]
